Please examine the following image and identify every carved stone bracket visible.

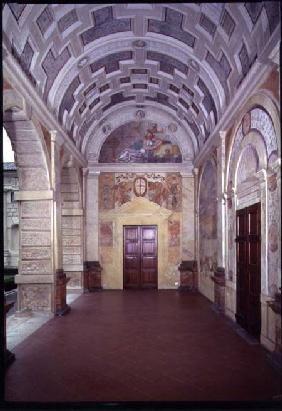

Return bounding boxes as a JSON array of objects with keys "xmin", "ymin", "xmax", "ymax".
[
  {"xmin": 84, "ymin": 261, "xmax": 103, "ymax": 292},
  {"xmin": 178, "ymin": 260, "xmax": 198, "ymax": 291},
  {"xmin": 211, "ymin": 267, "xmax": 226, "ymax": 312},
  {"xmin": 55, "ymin": 269, "xmax": 71, "ymax": 316},
  {"xmin": 5, "ymin": 301, "xmax": 16, "ymax": 369}
]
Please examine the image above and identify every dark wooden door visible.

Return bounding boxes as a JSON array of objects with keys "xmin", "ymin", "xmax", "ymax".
[
  {"xmin": 235, "ymin": 203, "xmax": 261, "ymax": 338},
  {"xmin": 123, "ymin": 225, "xmax": 157, "ymax": 289}
]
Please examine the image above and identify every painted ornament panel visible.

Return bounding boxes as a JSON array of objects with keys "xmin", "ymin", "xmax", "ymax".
[{"xmin": 99, "ymin": 121, "xmax": 182, "ymax": 163}]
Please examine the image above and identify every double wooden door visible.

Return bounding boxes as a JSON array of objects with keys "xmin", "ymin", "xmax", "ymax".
[
  {"xmin": 123, "ymin": 225, "xmax": 158, "ymax": 289},
  {"xmin": 235, "ymin": 203, "xmax": 261, "ymax": 338}
]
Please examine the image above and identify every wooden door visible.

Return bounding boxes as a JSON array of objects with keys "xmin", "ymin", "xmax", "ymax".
[
  {"xmin": 235, "ymin": 203, "xmax": 261, "ymax": 338},
  {"xmin": 123, "ymin": 225, "xmax": 157, "ymax": 289}
]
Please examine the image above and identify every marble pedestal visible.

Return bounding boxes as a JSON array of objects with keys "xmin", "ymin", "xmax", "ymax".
[
  {"xmin": 55, "ymin": 270, "xmax": 71, "ymax": 316},
  {"xmin": 84, "ymin": 261, "xmax": 103, "ymax": 292},
  {"xmin": 178, "ymin": 260, "xmax": 198, "ymax": 291},
  {"xmin": 211, "ymin": 267, "xmax": 226, "ymax": 313}
]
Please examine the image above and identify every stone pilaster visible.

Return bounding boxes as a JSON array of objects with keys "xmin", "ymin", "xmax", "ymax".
[
  {"xmin": 51, "ymin": 131, "xmax": 70, "ymax": 315},
  {"xmin": 256, "ymin": 168, "xmax": 268, "ymax": 295},
  {"xmin": 217, "ymin": 131, "xmax": 226, "ymax": 268},
  {"xmin": 178, "ymin": 170, "xmax": 197, "ymax": 290},
  {"xmin": 181, "ymin": 171, "xmax": 195, "ymax": 260},
  {"xmin": 193, "ymin": 167, "xmax": 200, "ymax": 282},
  {"xmin": 84, "ymin": 170, "xmax": 102, "ymax": 290},
  {"xmin": 85, "ymin": 170, "xmax": 100, "ymax": 261},
  {"xmin": 213, "ymin": 131, "xmax": 227, "ymax": 312}
]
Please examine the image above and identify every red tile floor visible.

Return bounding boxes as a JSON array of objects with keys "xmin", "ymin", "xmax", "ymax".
[{"xmin": 5, "ymin": 290, "xmax": 282, "ymax": 403}]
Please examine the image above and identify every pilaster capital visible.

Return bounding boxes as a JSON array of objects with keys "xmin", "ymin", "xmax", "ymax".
[
  {"xmin": 193, "ymin": 167, "xmax": 199, "ymax": 177},
  {"xmin": 268, "ymin": 158, "xmax": 281, "ymax": 175},
  {"xmin": 82, "ymin": 167, "xmax": 89, "ymax": 178},
  {"xmin": 256, "ymin": 168, "xmax": 267, "ymax": 184},
  {"xmin": 50, "ymin": 130, "xmax": 64, "ymax": 147},
  {"xmin": 88, "ymin": 170, "xmax": 100, "ymax": 178},
  {"xmin": 219, "ymin": 130, "xmax": 227, "ymax": 140}
]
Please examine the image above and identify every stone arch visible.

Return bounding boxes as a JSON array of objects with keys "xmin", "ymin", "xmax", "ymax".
[
  {"xmin": 226, "ymin": 92, "xmax": 280, "ymax": 192},
  {"xmin": 3, "ymin": 88, "xmax": 51, "ymax": 190},
  {"xmin": 225, "ymin": 92, "xmax": 281, "ymax": 349},
  {"xmin": 3, "ymin": 87, "xmax": 55, "ymax": 312}
]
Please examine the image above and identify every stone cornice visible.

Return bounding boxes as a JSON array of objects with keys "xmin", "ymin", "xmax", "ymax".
[{"xmin": 87, "ymin": 162, "xmax": 193, "ymax": 175}]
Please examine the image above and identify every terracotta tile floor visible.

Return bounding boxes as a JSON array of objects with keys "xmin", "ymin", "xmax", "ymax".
[{"xmin": 5, "ymin": 290, "xmax": 282, "ymax": 403}]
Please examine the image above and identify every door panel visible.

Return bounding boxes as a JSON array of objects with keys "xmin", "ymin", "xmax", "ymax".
[
  {"xmin": 235, "ymin": 203, "xmax": 261, "ymax": 338},
  {"xmin": 124, "ymin": 226, "xmax": 140, "ymax": 288},
  {"xmin": 123, "ymin": 225, "xmax": 157, "ymax": 289}
]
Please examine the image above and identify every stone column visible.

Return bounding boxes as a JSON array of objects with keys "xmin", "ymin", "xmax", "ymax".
[
  {"xmin": 51, "ymin": 131, "xmax": 70, "ymax": 315},
  {"xmin": 178, "ymin": 171, "xmax": 197, "ymax": 290},
  {"xmin": 84, "ymin": 170, "xmax": 102, "ymax": 291}
]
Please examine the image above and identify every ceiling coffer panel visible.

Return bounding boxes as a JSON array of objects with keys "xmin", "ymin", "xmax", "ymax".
[{"xmin": 2, "ymin": 2, "xmax": 280, "ymax": 158}]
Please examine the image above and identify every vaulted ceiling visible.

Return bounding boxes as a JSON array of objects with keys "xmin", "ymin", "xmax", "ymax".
[{"xmin": 2, "ymin": 3, "xmax": 280, "ymax": 161}]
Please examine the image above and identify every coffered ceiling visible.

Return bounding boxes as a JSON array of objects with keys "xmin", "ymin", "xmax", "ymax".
[{"xmin": 2, "ymin": 3, "xmax": 280, "ymax": 161}]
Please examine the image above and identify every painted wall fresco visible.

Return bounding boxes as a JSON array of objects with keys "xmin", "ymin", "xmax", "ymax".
[
  {"xmin": 168, "ymin": 219, "xmax": 180, "ymax": 247},
  {"xmin": 98, "ymin": 173, "xmax": 115, "ymax": 210},
  {"xmin": 99, "ymin": 222, "xmax": 113, "ymax": 247},
  {"xmin": 99, "ymin": 172, "xmax": 182, "ymax": 211},
  {"xmin": 199, "ymin": 160, "xmax": 217, "ymax": 277},
  {"xmin": 99, "ymin": 121, "xmax": 182, "ymax": 163}
]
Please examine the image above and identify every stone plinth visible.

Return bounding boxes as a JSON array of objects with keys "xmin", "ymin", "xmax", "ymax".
[
  {"xmin": 267, "ymin": 291, "xmax": 281, "ymax": 371},
  {"xmin": 5, "ymin": 301, "xmax": 16, "ymax": 368},
  {"xmin": 84, "ymin": 261, "xmax": 102, "ymax": 292},
  {"xmin": 211, "ymin": 267, "xmax": 226, "ymax": 312},
  {"xmin": 178, "ymin": 260, "xmax": 198, "ymax": 291},
  {"xmin": 55, "ymin": 270, "xmax": 70, "ymax": 316}
]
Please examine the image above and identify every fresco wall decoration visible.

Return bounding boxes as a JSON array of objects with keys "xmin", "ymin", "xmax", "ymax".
[
  {"xmin": 199, "ymin": 160, "xmax": 217, "ymax": 278},
  {"xmin": 99, "ymin": 172, "xmax": 182, "ymax": 211},
  {"xmin": 99, "ymin": 121, "xmax": 182, "ymax": 163},
  {"xmin": 98, "ymin": 171, "xmax": 183, "ymax": 289}
]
